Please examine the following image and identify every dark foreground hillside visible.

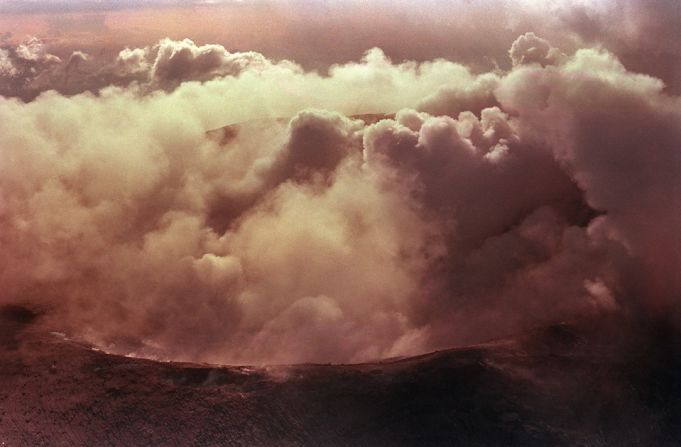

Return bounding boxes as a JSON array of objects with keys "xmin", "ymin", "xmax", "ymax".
[{"xmin": 1, "ymin": 304, "xmax": 680, "ymax": 446}]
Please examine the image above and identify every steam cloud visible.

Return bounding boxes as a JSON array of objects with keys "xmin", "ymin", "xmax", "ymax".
[{"xmin": 1, "ymin": 3, "xmax": 679, "ymax": 364}]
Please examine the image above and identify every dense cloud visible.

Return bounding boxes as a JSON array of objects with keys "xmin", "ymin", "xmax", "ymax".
[
  {"xmin": 0, "ymin": 37, "xmax": 63, "ymax": 98},
  {"xmin": 508, "ymin": 32, "xmax": 567, "ymax": 67},
  {"xmin": 497, "ymin": 48, "xmax": 681, "ymax": 316},
  {"xmin": 0, "ymin": 13, "xmax": 679, "ymax": 365},
  {"xmin": 0, "ymin": 37, "xmax": 291, "ymax": 99},
  {"xmin": 554, "ymin": 0, "xmax": 681, "ymax": 93},
  {"xmin": 120, "ymin": 38, "xmax": 278, "ymax": 90}
]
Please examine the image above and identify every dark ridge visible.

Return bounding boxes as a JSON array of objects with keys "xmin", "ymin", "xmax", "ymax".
[
  {"xmin": 206, "ymin": 113, "xmax": 395, "ymax": 145},
  {"xmin": 206, "ymin": 116, "xmax": 289, "ymax": 146},
  {"xmin": 4, "ymin": 314, "xmax": 681, "ymax": 444}
]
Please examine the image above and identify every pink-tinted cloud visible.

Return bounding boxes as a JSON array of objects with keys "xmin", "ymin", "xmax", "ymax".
[{"xmin": 0, "ymin": 17, "xmax": 679, "ymax": 365}]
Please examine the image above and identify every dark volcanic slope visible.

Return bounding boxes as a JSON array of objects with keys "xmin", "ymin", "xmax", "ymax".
[{"xmin": 1, "ymin": 304, "xmax": 681, "ymax": 446}]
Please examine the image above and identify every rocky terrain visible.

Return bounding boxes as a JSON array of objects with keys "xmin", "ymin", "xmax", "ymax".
[{"xmin": 2, "ymin": 303, "xmax": 681, "ymax": 446}]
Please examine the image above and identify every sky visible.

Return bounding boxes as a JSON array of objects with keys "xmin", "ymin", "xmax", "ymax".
[{"xmin": 0, "ymin": 0, "xmax": 680, "ymax": 365}]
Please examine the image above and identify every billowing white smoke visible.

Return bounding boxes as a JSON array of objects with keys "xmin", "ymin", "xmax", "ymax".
[
  {"xmin": 0, "ymin": 31, "xmax": 678, "ymax": 364},
  {"xmin": 0, "ymin": 37, "xmax": 63, "ymax": 98},
  {"xmin": 117, "ymin": 38, "xmax": 280, "ymax": 90}
]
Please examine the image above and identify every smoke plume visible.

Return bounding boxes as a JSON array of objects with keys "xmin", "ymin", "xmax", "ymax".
[{"xmin": 0, "ymin": 1, "xmax": 679, "ymax": 365}]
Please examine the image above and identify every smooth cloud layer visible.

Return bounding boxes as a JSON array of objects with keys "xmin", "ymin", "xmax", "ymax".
[{"xmin": 0, "ymin": 25, "xmax": 679, "ymax": 364}]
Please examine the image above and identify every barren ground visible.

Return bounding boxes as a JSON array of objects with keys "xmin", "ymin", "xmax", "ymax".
[{"xmin": 2, "ymin": 304, "xmax": 680, "ymax": 446}]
